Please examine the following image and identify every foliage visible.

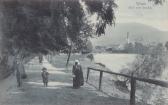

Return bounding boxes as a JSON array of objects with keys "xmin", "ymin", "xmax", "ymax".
[
  {"xmin": 132, "ymin": 43, "xmax": 167, "ymax": 79},
  {"xmin": 82, "ymin": 39, "xmax": 93, "ymax": 53},
  {"xmin": 0, "ymin": 0, "xmax": 117, "ymax": 56}
]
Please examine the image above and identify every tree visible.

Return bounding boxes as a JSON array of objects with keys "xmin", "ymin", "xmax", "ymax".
[
  {"xmin": 0, "ymin": 0, "xmax": 117, "ymax": 74},
  {"xmin": 0, "ymin": 0, "xmax": 116, "ymax": 55},
  {"xmin": 132, "ymin": 43, "xmax": 166, "ymax": 78},
  {"xmin": 81, "ymin": 39, "xmax": 93, "ymax": 54},
  {"xmin": 66, "ymin": 42, "xmax": 72, "ymax": 67},
  {"xmin": 126, "ymin": 43, "xmax": 167, "ymax": 104}
]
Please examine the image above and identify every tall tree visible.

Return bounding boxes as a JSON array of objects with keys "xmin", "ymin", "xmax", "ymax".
[{"xmin": 0, "ymin": 0, "xmax": 117, "ymax": 55}]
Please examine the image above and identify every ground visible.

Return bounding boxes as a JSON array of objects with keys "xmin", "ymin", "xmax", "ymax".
[{"xmin": 0, "ymin": 56, "xmax": 132, "ymax": 105}]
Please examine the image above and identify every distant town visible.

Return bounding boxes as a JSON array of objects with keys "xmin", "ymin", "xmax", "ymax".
[{"xmin": 93, "ymin": 32, "xmax": 167, "ymax": 54}]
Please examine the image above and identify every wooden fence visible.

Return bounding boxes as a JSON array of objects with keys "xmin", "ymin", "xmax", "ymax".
[{"xmin": 86, "ymin": 67, "xmax": 168, "ymax": 105}]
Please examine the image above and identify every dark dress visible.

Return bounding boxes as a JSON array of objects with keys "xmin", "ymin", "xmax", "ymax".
[{"xmin": 72, "ymin": 65, "xmax": 84, "ymax": 88}]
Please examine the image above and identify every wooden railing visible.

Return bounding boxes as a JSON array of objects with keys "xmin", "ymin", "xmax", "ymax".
[{"xmin": 86, "ymin": 67, "xmax": 168, "ymax": 105}]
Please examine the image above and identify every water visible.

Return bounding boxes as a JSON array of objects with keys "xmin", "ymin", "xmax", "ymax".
[
  {"xmin": 93, "ymin": 53, "xmax": 168, "ymax": 105},
  {"xmin": 94, "ymin": 53, "xmax": 136, "ymax": 73}
]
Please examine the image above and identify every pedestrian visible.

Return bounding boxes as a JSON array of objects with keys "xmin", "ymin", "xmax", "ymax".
[
  {"xmin": 39, "ymin": 54, "xmax": 43, "ymax": 64},
  {"xmin": 41, "ymin": 67, "xmax": 49, "ymax": 87},
  {"xmin": 15, "ymin": 61, "xmax": 22, "ymax": 87},
  {"xmin": 72, "ymin": 60, "xmax": 84, "ymax": 89},
  {"xmin": 16, "ymin": 68, "xmax": 22, "ymax": 87}
]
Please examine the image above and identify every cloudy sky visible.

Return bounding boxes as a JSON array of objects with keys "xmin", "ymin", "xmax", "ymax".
[{"xmin": 115, "ymin": 0, "xmax": 168, "ymax": 31}]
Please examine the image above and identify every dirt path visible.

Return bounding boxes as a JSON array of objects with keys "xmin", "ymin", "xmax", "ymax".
[{"xmin": 0, "ymin": 57, "xmax": 129, "ymax": 105}]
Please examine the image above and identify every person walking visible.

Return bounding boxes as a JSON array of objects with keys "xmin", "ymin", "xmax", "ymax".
[
  {"xmin": 39, "ymin": 54, "xmax": 43, "ymax": 64},
  {"xmin": 15, "ymin": 61, "xmax": 22, "ymax": 87},
  {"xmin": 41, "ymin": 67, "xmax": 49, "ymax": 87},
  {"xmin": 72, "ymin": 60, "xmax": 84, "ymax": 89}
]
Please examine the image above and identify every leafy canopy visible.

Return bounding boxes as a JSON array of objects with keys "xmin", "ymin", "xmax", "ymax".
[{"xmin": 0, "ymin": 0, "xmax": 117, "ymax": 55}]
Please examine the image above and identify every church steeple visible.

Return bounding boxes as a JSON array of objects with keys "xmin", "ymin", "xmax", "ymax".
[{"xmin": 126, "ymin": 32, "xmax": 130, "ymax": 44}]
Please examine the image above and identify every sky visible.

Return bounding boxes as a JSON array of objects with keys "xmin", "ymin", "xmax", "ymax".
[{"xmin": 115, "ymin": 0, "xmax": 168, "ymax": 31}]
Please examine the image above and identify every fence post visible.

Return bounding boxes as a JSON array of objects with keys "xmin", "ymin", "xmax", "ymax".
[
  {"xmin": 86, "ymin": 68, "xmax": 90, "ymax": 82},
  {"xmin": 99, "ymin": 71, "xmax": 103, "ymax": 90},
  {"xmin": 130, "ymin": 73, "xmax": 136, "ymax": 105}
]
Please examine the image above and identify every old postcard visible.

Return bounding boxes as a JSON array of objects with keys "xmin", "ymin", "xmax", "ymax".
[{"xmin": 0, "ymin": 0, "xmax": 168, "ymax": 105}]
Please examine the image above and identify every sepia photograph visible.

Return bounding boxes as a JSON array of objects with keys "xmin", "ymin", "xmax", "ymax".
[{"xmin": 0, "ymin": 0, "xmax": 168, "ymax": 105}]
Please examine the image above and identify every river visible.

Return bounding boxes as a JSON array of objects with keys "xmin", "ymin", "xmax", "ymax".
[{"xmin": 94, "ymin": 53, "xmax": 137, "ymax": 73}]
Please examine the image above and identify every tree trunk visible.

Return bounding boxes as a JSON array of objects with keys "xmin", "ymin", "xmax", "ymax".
[
  {"xmin": 20, "ymin": 58, "xmax": 27, "ymax": 79},
  {"xmin": 66, "ymin": 43, "xmax": 72, "ymax": 67},
  {"xmin": 0, "ymin": 54, "xmax": 15, "ymax": 79},
  {"xmin": 0, "ymin": 55, "xmax": 9, "ymax": 79}
]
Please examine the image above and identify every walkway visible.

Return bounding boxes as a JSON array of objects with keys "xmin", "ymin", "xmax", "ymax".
[{"xmin": 0, "ymin": 57, "xmax": 129, "ymax": 105}]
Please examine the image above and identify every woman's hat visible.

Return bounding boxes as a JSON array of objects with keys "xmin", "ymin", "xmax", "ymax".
[{"xmin": 75, "ymin": 60, "xmax": 80, "ymax": 65}]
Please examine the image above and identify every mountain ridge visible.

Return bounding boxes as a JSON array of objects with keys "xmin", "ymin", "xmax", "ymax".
[{"xmin": 91, "ymin": 22, "xmax": 168, "ymax": 46}]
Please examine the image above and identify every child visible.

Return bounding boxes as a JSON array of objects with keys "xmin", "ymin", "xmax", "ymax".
[{"xmin": 41, "ymin": 67, "xmax": 49, "ymax": 87}]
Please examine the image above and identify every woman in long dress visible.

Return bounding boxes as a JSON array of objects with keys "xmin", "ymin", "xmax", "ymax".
[{"xmin": 72, "ymin": 60, "xmax": 84, "ymax": 89}]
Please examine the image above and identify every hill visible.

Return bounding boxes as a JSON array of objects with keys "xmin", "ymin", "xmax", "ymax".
[{"xmin": 91, "ymin": 23, "xmax": 168, "ymax": 46}]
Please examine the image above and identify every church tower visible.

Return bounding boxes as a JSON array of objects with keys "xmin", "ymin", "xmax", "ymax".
[{"xmin": 126, "ymin": 32, "xmax": 130, "ymax": 44}]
